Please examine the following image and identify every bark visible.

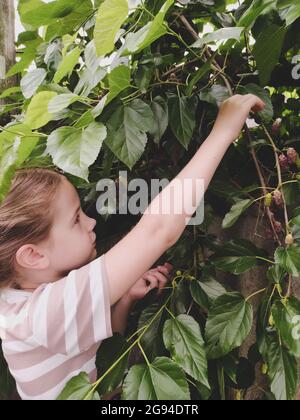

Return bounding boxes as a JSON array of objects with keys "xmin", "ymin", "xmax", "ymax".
[{"xmin": 0, "ymin": 0, "xmax": 16, "ymax": 107}]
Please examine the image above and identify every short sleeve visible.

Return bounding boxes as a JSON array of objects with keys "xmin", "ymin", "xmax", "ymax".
[{"xmin": 27, "ymin": 254, "xmax": 113, "ymax": 356}]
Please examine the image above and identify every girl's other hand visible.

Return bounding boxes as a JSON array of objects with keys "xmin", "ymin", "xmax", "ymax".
[{"xmin": 125, "ymin": 262, "xmax": 173, "ymax": 303}]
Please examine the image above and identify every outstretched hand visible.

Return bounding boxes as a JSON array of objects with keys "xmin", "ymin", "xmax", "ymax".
[{"xmin": 125, "ymin": 262, "xmax": 173, "ymax": 303}]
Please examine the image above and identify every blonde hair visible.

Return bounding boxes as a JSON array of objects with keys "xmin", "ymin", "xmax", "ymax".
[{"xmin": 0, "ymin": 168, "xmax": 63, "ymax": 289}]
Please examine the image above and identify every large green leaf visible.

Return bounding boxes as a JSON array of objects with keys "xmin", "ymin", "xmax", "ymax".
[
  {"xmin": 94, "ymin": 0, "xmax": 129, "ymax": 57},
  {"xmin": 20, "ymin": 68, "xmax": 47, "ymax": 99},
  {"xmin": 57, "ymin": 372, "xmax": 99, "ymax": 400},
  {"xmin": 53, "ymin": 47, "xmax": 81, "ymax": 83},
  {"xmin": 20, "ymin": 0, "xmax": 94, "ymax": 41},
  {"xmin": 222, "ymin": 199, "xmax": 253, "ymax": 229},
  {"xmin": 272, "ymin": 298, "xmax": 300, "ymax": 357},
  {"xmin": 105, "ymin": 100, "xmax": 154, "ymax": 169},
  {"xmin": 163, "ymin": 314, "xmax": 209, "ymax": 388},
  {"xmin": 138, "ymin": 302, "xmax": 168, "ymax": 361},
  {"xmin": 199, "ymin": 84, "xmax": 230, "ymax": 107},
  {"xmin": 48, "ymin": 93, "xmax": 82, "ymax": 114},
  {"xmin": 25, "ymin": 91, "xmax": 58, "ymax": 129},
  {"xmin": 122, "ymin": 356, "xmax": 190, "ymax": 400},
  {"xmin": 190, "ymin": 277, "xmax": 227, "ymax": 311},
  {"xmin": 20, "ymin": 0, "xmax": 83, "ymax": 27},
  {"xmin": 253, "ymin": 25, "xmax": 286, "ymax": 86},
  {"xmin": 6, "ymin": 38, "xmax": 43, "ymax": 77},
  {"xmin": 96, "ymin": 334, "xmax": 130, "ymax": 396},
  {"xmin": 192, "ymin": 27, "xmax": 245, "ymax": 49},
  {"xmin": 266, "ymin": 334, "xmax": 298, "ymax": 401},
  {"xmin": 168, "ymin": 95, "xmax": 198, "ymax": 149},
  {"xmin": 46, "ymin": 122, "xmax": 107, "ymax": 180},
  {"xmin": 149, "ymin": 96, "xmax": 169, "ymax": 144},
  {"xmin": 278, "ymin": 0, "xmax": 300, "ymax": 26},
  {"xmin": 122, "ymin": 0, "xmax": 174, "ymax": 55},
  {"xmin": 237, "ymin": 0, "xmax": 275, "ymax": 28},
  {"xmin": 205, "ymin": 292, "xmax": 253, "ymax": 359},
  {"xmin": 275, "ymin": 245, "xmax": 300, "ymax": 277},
  {"xmin": 0, "ymin": 124, "xmax": 39, "ymax": 201},
  {"xmin": 213, "ymin": 239, "xmax": 264, "ymax": 275},
  {"xmin": 107, "ymin": 65, "xmax": 131, "ymax": 104}
]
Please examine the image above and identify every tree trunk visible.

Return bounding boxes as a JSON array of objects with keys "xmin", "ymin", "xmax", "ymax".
[{"xmin": 0, "ymin": 0, "xmax": 16, "ymax": 103}]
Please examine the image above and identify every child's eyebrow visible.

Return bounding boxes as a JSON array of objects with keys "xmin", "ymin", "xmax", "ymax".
[{"xmin": 71, "ymin": 205, "xmax": 81, "ymax": 223}]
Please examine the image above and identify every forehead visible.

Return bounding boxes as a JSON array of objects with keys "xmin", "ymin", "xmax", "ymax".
[{"xmin": 53, "ymin": 178, "xmax": 80, "ymax": 220}]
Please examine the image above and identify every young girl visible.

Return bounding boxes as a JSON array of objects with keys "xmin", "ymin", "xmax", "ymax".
[{"xmin": 0, "ymin": 94, "xmax": 265, "ymax": 400}]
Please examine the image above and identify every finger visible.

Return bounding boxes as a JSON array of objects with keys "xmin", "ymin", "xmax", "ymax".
[
  {"xmin": 143, "ymin": 274, "xmax": 159, "ymax": 289},
  {"xmin": 156, "ymin": 265, "xmax": 172, "ymax": 278},
  {"xmin": 152, "ymin": 271, "xmax": 169, "ymax": 287},
  {"xmin": 149, "ymin": 272, "xmax": 169, "ymax": 295},
  {"xmin": 164, "ymin": 262, "xmax": 173, "ymax": 271},
  {"xmin": 243, "ymin": 94, "xmax": 265, "ymax": 112}
]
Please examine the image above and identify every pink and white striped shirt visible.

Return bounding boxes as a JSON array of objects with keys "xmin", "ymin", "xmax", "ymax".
[{"xmin": 0, "ymin": 254, "xmax": 112, "ymax": 400}]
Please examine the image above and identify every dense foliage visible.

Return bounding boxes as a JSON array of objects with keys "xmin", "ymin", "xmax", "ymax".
[{"xmin": 1, "ymin": 0, "xmax": 300, "ymax": 400}]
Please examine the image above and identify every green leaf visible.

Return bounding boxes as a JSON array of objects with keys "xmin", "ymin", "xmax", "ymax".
[
  {"xmin": 163, "ymin": 314, "xmax": 209, "ymax": 388},
  {"xmin": 272, "ymin": 298, "xmax": 300, "ymax": 357},
  {"xmin": 168, "ymin": 95, "xmax": 198, "ymax": 149},
  {"xmin": 53, "ymin": 47, "xmax": 81, "ymax": 84},
  {"xmin": 45, "ymin": 1, "xmax": 93, "ymax": 41},
  {"xmin": 57, "ymin": 372, "xmax": 99, "ymax": 400},
  {"xmin": 0, "ymin": 86, "xmax": 22, "ymax": 99},
  {"xmin": 6, "ymin": 39, "xmax": 43, "ymax": 77},
  {"xmin": 25, "ymin": 91, "xmax": 58, "ymax": 129},
  {"xmin": 237, "ymin": 0, "xmax": 275, "ymax": 28},
  {"xmin": 186, "ymin": 59, "xmax": 213, "ymax": 96},
  {"xmin": 275, "ymin": 245, "xmax": 300, "ymax": 277},
  {"xmin": 135, "ymin": 65, "xmax": 153, "ymax": 94},
  {"xmin": 205, "ymin": 292, "xmax": 253, "ymax": 359},
  {"xmin": 266, "ymin": 264, "xmax": 286, "ymax": 284},
  {"xmin": 253, "ymin": 25, "xmax": 286, "ymax": 86},
  {"xmin": 190, "ymin": 277, "xmax": 227, "ymax": 311},
  {"xmin": 94, "ymin": 0, "xmax": 129, "ymax": 57},
  {"xmin": 74, "ymin": 67, "xmax": 107, "ymax": 97},
  {"xmin": 138, "ymin": 302, "xmax": 168, "ymax": 361},
  {"xmin": 278, "ymin": 0, "xmax": 300, "ymax": 26},
  {"xmin": 192, "ymin": 27, "xmax": 245, "ymax": 49},
  {"xmin": 96, "ymin": 334, "xmax": 129, "ymax": 396},
  {"xmin": 122, "ymin": 0, "xmax": 174, "ymax": 55},
  {"xmin": 20, "ymin": 0, "xmax": 93, "ymax": 41},
  {"xmin": 149, "ymin": 96, "xmax": 169, "ymax": 144},
  {"xmin": 237, "ymin": 83, "xmax": 273, "ymax": 122},
  {"xmin": 48, "ymin": 93, "xmax": 82, "ymax": 114},
  {"xmin": 0, "ymin": 124, "xmax": 39, "ymax": 201},
  {"xmin": 122, "ymin": 357, "xmax": 190, "ymax": 400},
  {"xmin": 20, "ymin": 68, "xmax": 47, "ymax": 99},
  {"xmin": 199, "ymin": 84, "xmax": 230, "ymax": 107},
  {"xmin": 46, "ymin": 122, "xmax": 107, "ymax": 180},
  {"xmin": 107, "ymin": 65, "xmax": 131, "ymax": 104},
  {"xmin": 222, "ymin": 199, "xmax": 253, "ymax": 229},
  {"xmin": 213, "ymin": 239, "xmax": 264, "ymax": 275},
  {"xmin": 105, "ymin": 100, "xmax": 154, "ymax": 170},
  {"xmin": 266, "ymin": 334, "xmax": 297, "ymax": 400}
]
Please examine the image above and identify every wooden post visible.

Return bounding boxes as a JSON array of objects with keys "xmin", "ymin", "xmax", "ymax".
[{"xmin": 0, "ymin": 0, "xmax": 16, "ymax": 102}]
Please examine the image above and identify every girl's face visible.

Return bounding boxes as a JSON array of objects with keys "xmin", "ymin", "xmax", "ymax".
[{"xmin": 47, "ymin": 177, "xmax": 97, "ymax": 276}]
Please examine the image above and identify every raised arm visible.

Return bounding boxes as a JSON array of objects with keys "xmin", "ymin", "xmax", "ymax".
[{"xmin": 105, "ymin": 94, "xmax": 265, "ymax": 305}]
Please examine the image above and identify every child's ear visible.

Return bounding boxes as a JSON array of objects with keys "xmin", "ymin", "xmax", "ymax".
[{"xmin": 15, "ymin": 244, "xmax": 50, "ymax": 271}]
